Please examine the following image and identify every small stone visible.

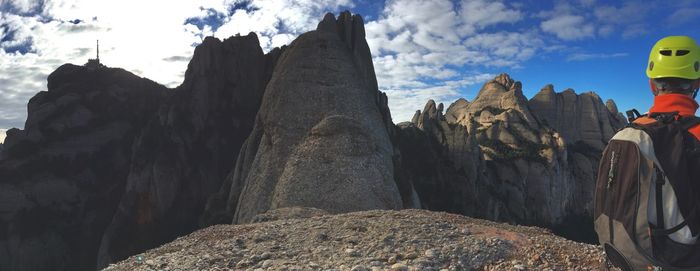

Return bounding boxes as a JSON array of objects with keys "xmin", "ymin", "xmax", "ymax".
[
  {"xmin": 388, "ymin": 255, "xmax": 398, "ymax": 264},
  {"xmin": 351, "ymin": 265, "xmax": 370, "ymax": 271},
  {"xmin": 261, "ymin": 260, "xmax": 273, "ymax": 268},
  {"xmin": 145, "ymin": 260, "xmax": 155, "ymax": 265},
  {"xmin": 316, "ymin": 233, "xmax": 329, "ymax": 241},
  {"xmin": 391, "ymin": 263, "xmax": 408, "ymax": 271},
  {"xmin": 514, "ymin": 264, "xmax": 526, "ymax": 270},
  {"xmin": 236, "ymin": 259, "xmax": 252, "ymax": 269},
  {"xmin": 345, "ymin": 248, "xmax": 360, "ymax": 257},
  {"xmin": 424, "ymin": 249, "xmax": 437, "ymax": 258}
]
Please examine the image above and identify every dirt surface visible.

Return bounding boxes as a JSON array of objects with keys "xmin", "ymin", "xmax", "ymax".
[{"xmin": 104, "ymin": 209, "xmax": 614, "ymax": 271}]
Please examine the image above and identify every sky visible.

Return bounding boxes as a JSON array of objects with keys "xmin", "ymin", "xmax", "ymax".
[{"xmin": 1, "ymin": 0, "xmax": 700, "ymax": 143}]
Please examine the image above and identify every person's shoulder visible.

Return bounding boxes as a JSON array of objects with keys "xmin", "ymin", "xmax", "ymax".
[
  {"xmin": 633, "ymin": 116, "xmax": 656, "ymax": 125},
  {"xmin": 688, "ymin": 117, "xmax": 700, "ymax": 141}
]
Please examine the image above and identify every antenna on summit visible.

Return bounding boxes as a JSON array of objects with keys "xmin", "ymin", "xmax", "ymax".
[{"xmin": 85, "ymin": 39, "xmax": 104, "ymax": 70}]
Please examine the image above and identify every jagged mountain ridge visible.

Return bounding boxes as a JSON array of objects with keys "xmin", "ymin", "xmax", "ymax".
[
  {"xmin": 0, "ymin": 33, "xmax": 282, "ymax": 271},
  {"xmin": 399, "ymin": 73, "xmax": 625, "ymax": 237},
  {"xmin": 0, "ymin": 11, "xmax": 624, "ymax": 271}
]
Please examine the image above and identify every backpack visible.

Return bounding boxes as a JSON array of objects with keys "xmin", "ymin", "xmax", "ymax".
[{"xmin": 594, "ymin": 110, "xmax": 700, "ymax": 271}]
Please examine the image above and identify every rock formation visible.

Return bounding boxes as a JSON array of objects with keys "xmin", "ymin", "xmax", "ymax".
[
  {"xmin": 0, "ymin": 11, "xmax": 627, "ymax": 271},
  {"xmin": 395, "ymin": 100, "xmax": 486, "ymax": 215},
  {"xmin": 208, "ymin": 12, "xmax": 404, "ymax": 225},
  {"xmin": 397, "ymin": 73, "xmax": 626, "ymax": 241},
  {"xmin": 529, "ymin": 85, "xmax": 627, "ymax": 150},
  {"xmin": 0, "ymin": 32, "xmax": 281, "ymax": 271},
  {"xmin": 95, "ymin": 33, "xmax": 281, "ymax": 269},
  {"xmin": 0, "ymin": 64, "xmax": 169, "ymax": 271}
]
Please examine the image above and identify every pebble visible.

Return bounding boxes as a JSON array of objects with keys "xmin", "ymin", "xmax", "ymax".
[
  {"xmin": 236, "ymin": 259, "xmax": 252, "ymax": 269},
  {"xmin": 388, "ymin": 255, "xmax": 398, "ymax": 264},
  {"xmin": 345, "ymin": 248, "xmax": 360, "ymax": 257},
  {"xmin": 102, "ymin": 210, "xmax": 608, "ymax": 271},
  {"xmin": 261, "ymin": 260, "xmax": 273, "ymax": 268},
  {"xmin": 391, "ymin": 263, "xmax": 408, "ymax": 271}
]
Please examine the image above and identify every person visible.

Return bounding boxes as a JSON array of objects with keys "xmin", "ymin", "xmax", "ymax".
[
  {"xmin": 594, "ymin": 35, "xmax": 700, "ymax": 271},
  {"xmin": 635, "ymin": 35, "xmax": 700, "ymax": 137}
]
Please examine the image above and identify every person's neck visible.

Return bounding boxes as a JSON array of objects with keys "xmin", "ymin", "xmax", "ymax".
[{"xmin": 650, "ymin": 93, "xmax": 699, "ymax": 117}]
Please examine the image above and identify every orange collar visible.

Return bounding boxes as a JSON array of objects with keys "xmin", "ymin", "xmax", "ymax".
[{"xmin": 649, "ymin": 94, "xmax": 699, "ymax": 117}]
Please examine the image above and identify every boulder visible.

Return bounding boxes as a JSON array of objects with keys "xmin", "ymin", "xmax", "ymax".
[{"xmin": 444, "ymin": 98, "xmax": 470, "ymax": 123}]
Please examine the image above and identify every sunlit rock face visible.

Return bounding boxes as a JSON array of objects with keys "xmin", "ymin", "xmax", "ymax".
[
  {"xmin": 209, "ymin": 12, "xmax": 405, "ymax": 225},
  {"xmin": 398, "ymin": 73, "xmax": 625, "ymax": 240}
]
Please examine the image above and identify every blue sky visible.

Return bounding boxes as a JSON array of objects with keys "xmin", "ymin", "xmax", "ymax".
[{"xmin": 1, "ymin": 0, "xmax": 700, "ymax": 142}]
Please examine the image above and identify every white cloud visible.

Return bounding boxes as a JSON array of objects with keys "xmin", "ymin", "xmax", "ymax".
[
  {"xmin": 566, "ymin": 52, "xmax": 628, "ymax": 61},
  {"xmin": 3, "ymin": 0, "xmax": 693, "ymax": 129},
  {"xmin": 540, "ymin": 14, "xmax": 594, "ymax": 41},
  {"xmin": 214, "ymin": 0, "xmax": 353, "ymax": 51},
  {"xmin": 385, "ymin": 73, "xmax": 495, "ymax": 122},
  {"xmin": 458, "ymin": 0, "xmax": 522, "ymax": 35},
  {"xmin": 666, "ymin": 8, "xmax": 700, "ymax": 26},
  {"xmin": 0, "ymin": 0, "xmax": 353, "ymax": 130},
  {"xmin": 366, "ymin": 0, "xmax": 533, "ymax": 121}
]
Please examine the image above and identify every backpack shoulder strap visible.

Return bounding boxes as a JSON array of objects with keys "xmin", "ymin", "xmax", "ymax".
[
  {"xmin": 679, "ymin": 116, "xmax": 700, "ymax": 131},
  {"xmin": 626, "ymin": 109, "xmax": 645, "ymax": 123}
]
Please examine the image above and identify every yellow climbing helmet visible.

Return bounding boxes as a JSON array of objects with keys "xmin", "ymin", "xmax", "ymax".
[{"xmin": 646, "ymin": 36, "xmax": 700, "ymax": 79}]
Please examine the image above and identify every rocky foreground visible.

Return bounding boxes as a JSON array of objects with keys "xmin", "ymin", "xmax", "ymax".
[{"xmin": 104, "ymin": 209, "xmax": 613, "ymax": 271}]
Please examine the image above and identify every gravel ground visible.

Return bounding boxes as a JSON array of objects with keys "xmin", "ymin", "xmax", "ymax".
[{"xmin": 104, "ymin": 209, "xmax": 615, "ymax": 271}]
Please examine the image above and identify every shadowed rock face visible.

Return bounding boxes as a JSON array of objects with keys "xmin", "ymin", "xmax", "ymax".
[
  {"xmin": 211, "ymin": 12, "xmax": 404, "ymax": 225},
  {"xmin": 395, "ymin": 100, "xmax": 486, "ymax": 215},
  {"xmin": 0, "ymin": 64, "xmax": 169, "ymax": 271},
  {"xmin": 0, "ymin": 32, "xmax": 280, "ymax": 271},
  {"xmin": 96, "ymin": 33, "xmax": 281, "ymax": 269}
]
